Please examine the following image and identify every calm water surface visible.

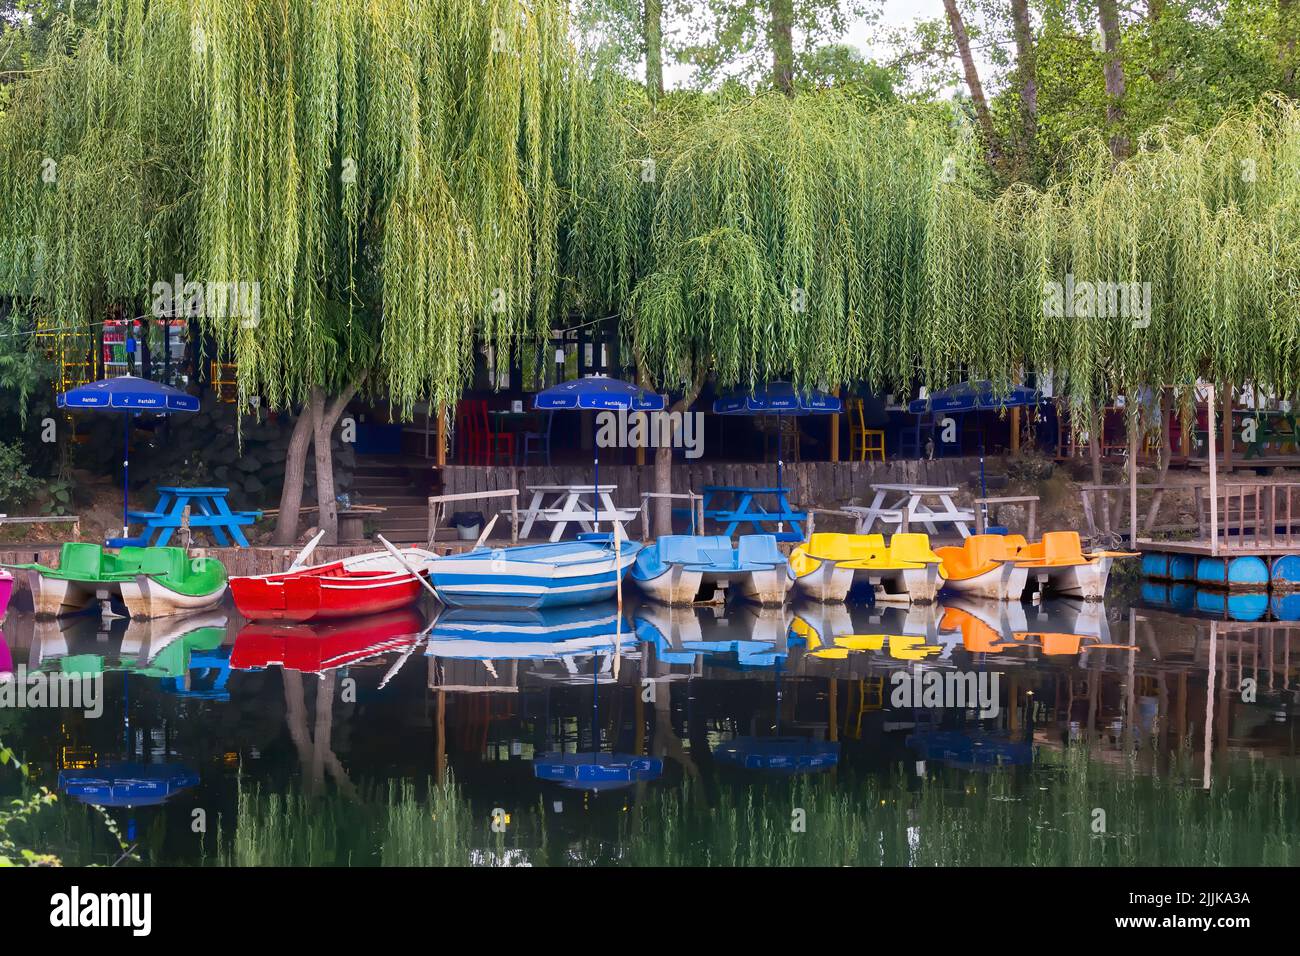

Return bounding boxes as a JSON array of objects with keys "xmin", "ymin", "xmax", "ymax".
[{"xmin": 2, "ymin": 576, "xmax": 1297, "ymax": 866}]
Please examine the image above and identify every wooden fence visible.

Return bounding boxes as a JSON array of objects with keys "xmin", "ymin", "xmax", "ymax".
[{"xmin": 439, "ymin": 458, "xmax": 987, "ymax": 511}]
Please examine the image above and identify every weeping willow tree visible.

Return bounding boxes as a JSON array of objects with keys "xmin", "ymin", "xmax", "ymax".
[
  {"xmin": 1005, "ymin": 98, "xmax": 1300, "ymax": 523},
  {"xmin": 1012, "ymin": 99, "xmax": 1300, "ymax": 406},
  {"xmin": 0, "ymin": 0, "xmax": 580, "ymax": 543},
  {"xmin": 565, "ymin": 85, "xmax": 994, "ymax": 529},
  {"xmin": 7, "ymin": 3, "xmax": 1300, "ymax": 545}
]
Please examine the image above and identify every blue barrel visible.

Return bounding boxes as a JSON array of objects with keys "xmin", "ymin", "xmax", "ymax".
[
  {"xmin": 1270, "ymin": 554, "xmax": 1300, "ymax": 589},
  {"xmin": 1169, "ymin": 554, "xmax": 1196, "ymax": 581},
  {"xmin": 1271, "ymin": 592, "xmax": 1300, "ymax": 621},
  {"xmin": 1195, "ymin": 555, "xmax": 1269, "ymax": 589},
  {"xmin": 1140, "ymin": 553, "xmax": 1171, "ymax": 579}
]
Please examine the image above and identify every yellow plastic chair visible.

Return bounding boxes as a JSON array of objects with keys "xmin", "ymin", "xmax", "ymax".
[{"xmin": 847, "ymin": 398, "xmax": 886, "ymax": 462}]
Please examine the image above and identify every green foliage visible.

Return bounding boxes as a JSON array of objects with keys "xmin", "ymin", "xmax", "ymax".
[
  {"xmin": 578, "ymin": 88, "xmax": 991, "ymax": 394},
  {"xmin": 677, "ymin": 0, "xmax": 882, "ymax": 91},
  {"xmin": 0, "ymin": 739, "xmax": 61, "ymax": 866},
  {"xmin": 0, "ymin": 0, "xmax": 580, "ymax": 419},
  {"xmin": 212, "ymin": 747, "xmax": 1300, "ymax": 867},
  {"xmin": 0, "ymin": 438, "xmax": 40, "ymax": 509}
]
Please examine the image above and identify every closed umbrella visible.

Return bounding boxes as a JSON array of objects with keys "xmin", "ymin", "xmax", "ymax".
[{"xmin": 58, "ymin": 375, "xmax": 200, "ymax": 540}]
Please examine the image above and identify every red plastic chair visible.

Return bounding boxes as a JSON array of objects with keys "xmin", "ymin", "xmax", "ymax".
[
  {"xmin": 456, "ymin": 400, "xmax": 483, "ymax": 464},
  {"xmin": 484, "ymin": 404, "xmax": 515, "ymax": 465}
]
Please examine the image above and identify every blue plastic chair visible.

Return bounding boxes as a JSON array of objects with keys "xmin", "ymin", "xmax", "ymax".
[{"xmin": 521, "ymin": 411, "xmax": 552, "ymax": 465}]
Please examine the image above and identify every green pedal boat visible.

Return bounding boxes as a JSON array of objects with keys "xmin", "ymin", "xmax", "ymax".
[{"xmin": 5, "ymin": 544, "xmax": 227, "ymax": 619}]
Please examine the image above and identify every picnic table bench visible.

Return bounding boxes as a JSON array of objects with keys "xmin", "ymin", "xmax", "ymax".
[
  {"xmin": 108, "ymin": 486, "xmax": 260, "ymax": 549},
  {"xmin": 847, "ymin": 483, "xmax": 975, "ymax": 539},
  {"xmin": 702, "ymin": 485, "xmax": 806, "ymax": 541},
  {"xmin": 518, "ymin": 484, "xmax": 639, "ymax": 542}
]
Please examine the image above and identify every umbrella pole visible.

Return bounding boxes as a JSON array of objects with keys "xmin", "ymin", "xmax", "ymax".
[
  {"xmin": 122, "ymin": 414, "xmax": 131, "ymax": 539},
  {"xmin": 777, "ymin": 458, "xmax": 785, "ymax": 535}
]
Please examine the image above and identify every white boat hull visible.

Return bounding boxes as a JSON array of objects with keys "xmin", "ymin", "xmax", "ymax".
[
  {"xmin": 861, "ymin": 565, "xmax": 942, "ymax": 604},
  {"xmin": 632, "ymin": 565, "xmax": 705, "ymax": 605},
  {"xmin": 735, "ymin": 566, "xmax": 790, "ymax": 606},
  {"xmin": 22, "ymin": 571, "xmax": 91, "ymax": 618},
  {"xmin": 790, "ymin": 560, "xmax": 855, "ymax": 603},
  {"xmin": 1026, "ymin": 558, "xmax": 1112, "ymax": 601},
  {"xmin": 941, "ymin": 563, "xmax": 1028, "ymax": 601},
  {"xmin": 118, "ymin": 575, "xmax": 229, "ymax": 620}
]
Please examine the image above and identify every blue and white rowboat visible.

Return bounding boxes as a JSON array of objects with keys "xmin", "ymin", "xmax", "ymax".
[
  {"xmin": 427, "ymin": 537, "xmax": 642, "ymax": 609},
  {"xmin": 425, "ymin": 605, "xmax": 634, "ymax": 659}
]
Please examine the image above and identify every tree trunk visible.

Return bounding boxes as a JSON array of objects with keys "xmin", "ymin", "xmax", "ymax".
[
  {"xmin": 943, "ymin": 0, "xmax": 999, "ymax": 162},
  {"xmin": 654, "ymin": 378, "xmax": 705, "ymax": 537},
  {"xmin": 272, "ymin": 407, "xmax": 315, "ymax": 545},
  {"xmin": 1144, "ymin": 388, "xmax": 1173, "ymax": 532},
  {"xmin": 1010, "ymin": 0, "xmax": 1037, "ymax": 180},
  {"xmin": 769, "ymin": 0, "xmax": 795, "ymax": 95},
  {"xmin": 1089, "ymin": 407, "xmax": 1110, "ymax": 535},
  {"xmin": 644, "ymin": 0, "xmax": 664, "ymax": 99},
  {"xmin": 309, "ymin": 381, "xmax": 361, "ymax": 546},
  {"xmin": 1097, "ymin": 0, "xmax": 1129, "ymax": 161}
]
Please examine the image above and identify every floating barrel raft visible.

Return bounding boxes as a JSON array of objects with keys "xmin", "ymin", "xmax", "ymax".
[
  {"xmin": 1139, "ymin": 545, "xmax": 1300, "ymax": 591},
  {"xmin": 1139, "ymin": 553, "xmax": 1197, "ymax": 581},
  {"xmin": 1194, "ymin": 555, "xmax": 1270, "ymax": 589}
]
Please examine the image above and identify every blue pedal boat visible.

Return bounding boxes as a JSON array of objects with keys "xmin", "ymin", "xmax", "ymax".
[
  {"xmin": 428, "ymin": 535, "xmax": 641, "ymax": 609},
  {"xmin": 630, "ymin": 534, "xmax": 789, "ymax": 606}
]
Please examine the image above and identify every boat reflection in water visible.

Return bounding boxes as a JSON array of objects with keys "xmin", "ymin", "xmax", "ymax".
[
  {"xmin": 11, "ymin": 609, "xmax": 228, "ymax": 683},
  {"xmin": 231, "ymin": 607, "xmax": 424, "ymax": 674},
  {"xmin": 426, "ymin": 604, "xmax": 637, "ymax": 689}
]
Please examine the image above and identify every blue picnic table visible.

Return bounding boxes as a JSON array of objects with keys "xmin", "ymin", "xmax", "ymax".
[
  {"xmin": 109, "ymin": 486, "xmax": 260, "ymax": 549},
  {"xmin": 701, "ymin": 485, "xmax": 806, "ymax": 542}
]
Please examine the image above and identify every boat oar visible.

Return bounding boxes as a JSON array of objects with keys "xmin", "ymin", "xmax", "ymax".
[
  {"xmin": 288, "ymin": 529, "xmax": 327, "ymax": 572},
  {"xmin": 379, "ymin": 635, "xmax": 424, "ymax": 690},
  {"xmin": 473, "ymin": 514, "xmax": 499, "ymax": 550},
  {"xmin": 376, "ymin": 534, "xmax": 441, "ymax": 601}
]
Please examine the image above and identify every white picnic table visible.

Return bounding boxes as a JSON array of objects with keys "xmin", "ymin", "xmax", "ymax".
[
  {"xmin": 518, "ymin": 484, "xmax": 640, "ymax": 542},
  {"xmin": 846, "ymin": 483, "xmax": 976, "ymax": 539}
]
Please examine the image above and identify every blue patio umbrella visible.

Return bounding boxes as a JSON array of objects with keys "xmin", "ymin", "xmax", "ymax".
[
  {"xmin": 533, "ymin": 752, "xmax": 664, "ymax": 791},
  {"xmin": 533, "ymin": 376, "xmax": 664, "ymax": 532},
  {"xmin": 58, "ymin": 375, "xmax": 199, "ymax": 539},
  {"xmin": 58, "ymin": 762, "xmax": 200, "ymax": 807},
  {"xmin": 908, "ymin": 380, "xmax": 1041, "ymax": 502},
  {"xmin": 713, "ymin": 381, "xmax": 842, "ymax": 530},
  {"xmin": 906, "ymin": 380, "xmax": 1040, "ymax": 415},
  {"xmin": 713, "ymin": 380, "xmax": 842, "ymax": 416}
]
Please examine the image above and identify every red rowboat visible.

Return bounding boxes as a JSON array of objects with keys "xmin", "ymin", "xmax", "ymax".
[
  {"xmin": 230, "ymin": 608, "xmax": 425, "ymax": 673},
  {"xmin": 229, "ymin": 548, "xmax": 437, "ymax": 623}
]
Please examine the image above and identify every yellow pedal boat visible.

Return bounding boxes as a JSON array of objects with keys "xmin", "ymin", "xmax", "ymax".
[{"xmin": 788, "ymin": 532, "xmax": 944, "ymax": 604}]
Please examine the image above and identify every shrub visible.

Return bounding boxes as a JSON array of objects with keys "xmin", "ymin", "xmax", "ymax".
[{"xmin": 0, "ymin": 441, "xmax": 39, "ymax": 511}]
